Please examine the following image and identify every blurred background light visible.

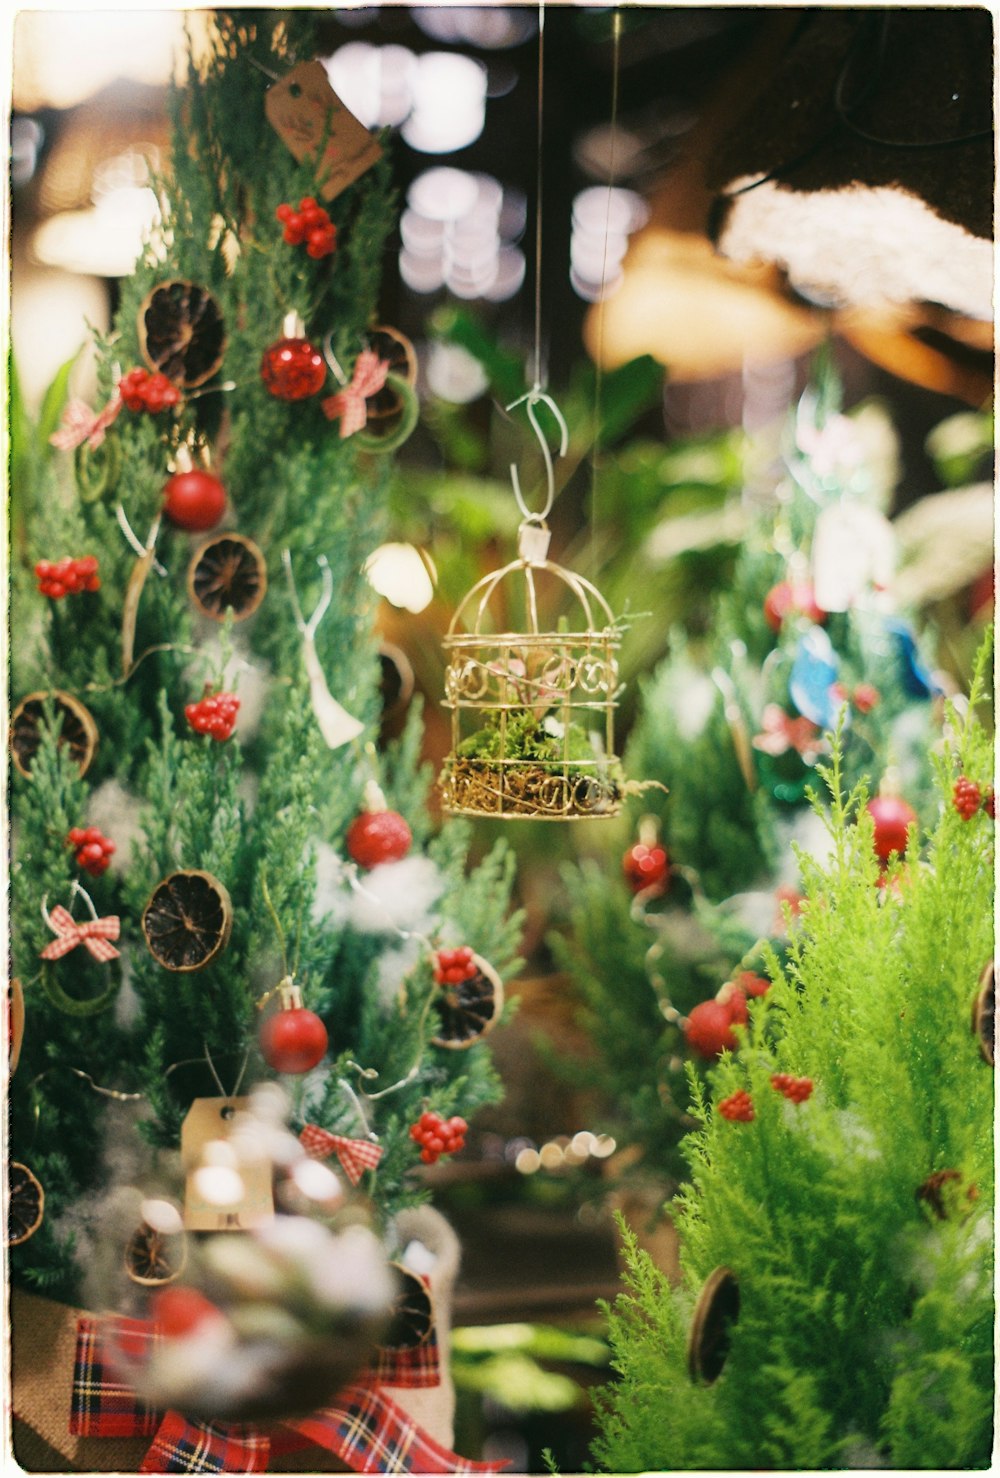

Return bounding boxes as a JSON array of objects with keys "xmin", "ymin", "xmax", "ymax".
[
  {"xmin": 411, "ymin": 6, "xmax": 537, "ymax": 50},
  {"xmin": 426, "ymin": 341, "xmax": 490, "ymax": 403},
  {"xmin": 12, "ymin": 10, "xmax": 210, "ymax": 110},
  {"xmin": 401, "ymin": 169, "xmax": 525, "ymax": 304},
  {"xmin": 401, "ymin": 52, "xmax": 487, "ymax": 155},
  {"xmin": 364, "ymin": 542, "xmax": 437, "ymax": 613},
  {"xmin": 569, "ymin": 187, "xmax": 650, "ymax": 303}
]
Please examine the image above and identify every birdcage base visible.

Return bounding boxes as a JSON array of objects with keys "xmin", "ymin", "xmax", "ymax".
[{"xmin": 440, "ymin": 757, "xmax": 621, "ymax": 820}]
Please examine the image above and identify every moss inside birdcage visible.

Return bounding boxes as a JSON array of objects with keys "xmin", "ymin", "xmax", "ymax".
[
  {"xmin": 456, "ymin": 707, "xmax": 599, "ymax": 765},
  {"xmin": 443, "ymin": 708, "xmax": 624, "ymax": 818}
]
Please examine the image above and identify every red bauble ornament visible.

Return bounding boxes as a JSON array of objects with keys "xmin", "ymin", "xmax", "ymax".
[
  {"xmin": 623, "ymin": 841, "xmax": 670, "ymax": 894},
  {"xmin": 163, "ymin": 469, "xmax": 227, "ymax": 531},
  {"xmin": 763, "ymin": 581, "xmax": 826, "ymax": 633},
  {"xmin": 346, "ymin": 808, "xmax": 412, "ymax": 869},
  {"xmin": 259, "ymin": 984, "xmax": 328, "ymax": 1074},
  {"xmin": 685, "ymin": 999, "xmax": 740, "ymax": 1059},
  {"xmin": 866, "ymin": 794, "xmax": 917, "ymax": 864},
  {"xmin": 260, "ymin": 337, "xmax": 327, "ymax": 401},
  {"xmin": 734, "ymin": 970, "xmax": 771, "ymax": 999},
  {"xmin": 152, "ymin": 1285, "xmax": 224, "ymax": 1338}
]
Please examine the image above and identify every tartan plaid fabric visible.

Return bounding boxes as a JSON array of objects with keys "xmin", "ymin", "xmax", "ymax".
[
  {"xmin": 368, "ymin": 1324, "xmax": 441, "ymax": 1390},
  {"xmin": 139, "ymin": 1411, "xmax": 270, "ymax": 1474},
  {"xmin": 70, "ymin": 1316, "xmax": 160, "ymax": 1437},
  {"xmin": 69, "ymin": 1314, "xmax": 504, "ymax": 1474},
  {"xmin": 290, "ymin": 1383, "xmax": 507, "ymax": 1475}
]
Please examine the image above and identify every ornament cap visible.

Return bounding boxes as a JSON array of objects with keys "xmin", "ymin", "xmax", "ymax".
[
  {"xmin": 173, "ymin": 443, "xmax": 195, "ymax": 474},
  {"xmin": 283, "ymin": 311, "xmax": 306, "ymax": 339},
  {"xmin": 362, "ymin": 778, "xmax": 388, "ymax": 813},
  {"xmin": 277, "ymin": 977, "xmax": 303, "ymax": 1011},
  {"xmin": 518, "ymin": 521, "xmax": 551, "ymax": 566}
]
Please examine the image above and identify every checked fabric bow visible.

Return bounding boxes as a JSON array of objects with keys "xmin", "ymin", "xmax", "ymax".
[
  {"xmin": 299, "ymin": 1124, "xmax": 384, "ymax": 1186},
  {"xmin": 321, "ymin": 350, "xmax": 390, "ymax": 438},
  {"xmin": 41, "ymin": 905, "xmax": 120, "ymax": 962}
]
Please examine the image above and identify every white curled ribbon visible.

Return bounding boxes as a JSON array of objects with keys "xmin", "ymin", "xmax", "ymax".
[{"xmin": 282, "ymin": 550, "xmax": 365, "ymax": 749}]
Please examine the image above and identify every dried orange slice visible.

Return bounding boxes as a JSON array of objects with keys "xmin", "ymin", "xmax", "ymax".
[
  {"xmin": 142, "ymin": 869, "xmax": 233, "ymax": 972},
  {"xmin": 125, "ymin": 1220, "xmax": 188, "ymax": 1286},
  {"xmin": 9, "ymin": 977, "xmax": 25, "ymax": 1074},
  {"xmin": 972, "ymin": 960, "xmax": 994, "ymax": 1066},
  {"xmin": 431, "ymin": 952, "xmax": 503, "ymax": 1051},
  {"xmin": 687, "ymin": 1266, "xmax": 740, "ymax": 1384},
  {"xmin": 10, "ymin": 690, "xmax": 98, "ymax": 779},
  {"xmin": 365, "ymin": 326, "xmax": 417, "ymax": 422},
  {"xmin": 382, "ymin": 1266, "xmax": 434, "ymax": 1349},
  {"xmin": 138, "ymin": 280, "xmax": 226, "ymax": 388},
  {"xmin": 188, "ymin": 534, "xmax": 267, "ymax": 622},
  {"xmin": 8, "ymin": 1162, "xmax": 44, "ymax": 1246}
]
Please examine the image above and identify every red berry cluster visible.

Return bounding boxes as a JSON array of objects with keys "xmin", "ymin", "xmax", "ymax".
[
  {"xmin": 276, "ymin": 197, "xmax": 337, "ymax": 259},
  {"xmin": 67, "ymin": 825, "xmax": 116, "ymax": 877},
  {"xmin": 718, "ymin": 1090, "xmax": 754, "ymax": 1123},
  {"xmin": 622, "ymin": 841, "xmax": 670, "ymax": 894},
  {"xmin": 35, "ymin": 555, "xmax": 100, "ymax": 598},
  {"xmin": 953, "ymin": 777, "xmax": 993, "ymax": 821},
  {"xmin": 851, "ymin": 683, "xmax": 880, "ymax": 714},
  {"xmin": 409, "ymin": 1111, "xmax": 467, "ymax": 1165},
  {"xmin": 771, "ymin": 1072, "xmax": 814, "ymax": 1103},
  {"xmin": 433, "ymin": 947, "xmax": 477, "ymax": 986},
  {"xmin": 118, "ymin": 368, "xmax": 181, "ymax": 414},
  {"xmin": 185, "ymin": 691, "xmax": 240, "ymax": 741},
  {"xmin": 734, "ymin": 970, "xmax": 771, "ymax": 999}
]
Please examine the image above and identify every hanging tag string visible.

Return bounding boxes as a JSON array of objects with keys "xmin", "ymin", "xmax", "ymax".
[{"xmin": 505, "ymin": 389, "xmax": 569, "ymax": 524}]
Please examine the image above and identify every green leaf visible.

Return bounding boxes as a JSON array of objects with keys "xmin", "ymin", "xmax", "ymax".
[{"xmin": 36, "ymin": 346, "xmax": 83, "ymax": 452}]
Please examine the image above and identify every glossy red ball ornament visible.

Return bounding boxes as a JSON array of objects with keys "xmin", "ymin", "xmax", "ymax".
[
  {"xmin": 623, "ymin": 841, "xmax": 670, "ymax": 894},
  {"xmin": 260, "ymin": 999, "xmax": 329, "ymax": 1074},
  {"xmin": 763, "ymin": 580, "xmax": 826, "ymax": 633},
  {"xmin": 866, "ymin": 794, "xmax": 917, "ymax": 865},
  {"xmin": 346, "ymin": 808, "xmax": 412, "ymax": 869},
  {"xmin": 163, "ymin": 469, "xmax": 227, "ymax": 531},
  {"xmin": 684, "ymin": 999, "xmax": 740, "ymax": 1059},
  {"xmin": 260, "ymin": 337, "xmax": 326, "ymax": 401}
]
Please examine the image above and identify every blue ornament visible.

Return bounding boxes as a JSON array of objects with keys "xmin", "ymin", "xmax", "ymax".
[
  {"xmin": 884, "ymin": 617, "xmax": 940, "ymax": 699},
  {"xmin": 789, "ymin": 627, "xmax": 848, "ymax": 731}
]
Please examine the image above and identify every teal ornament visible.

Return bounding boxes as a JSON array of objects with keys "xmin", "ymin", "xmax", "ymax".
[{"xmin": 790, "ymin": 627, "xmax": 848, "ymax": 731}]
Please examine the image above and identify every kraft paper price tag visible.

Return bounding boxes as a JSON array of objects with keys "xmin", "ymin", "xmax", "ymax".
[
  {"xmin": 265, "ymin": 60, "xmax": 382, "ymax": 202},
  {"xmin": 181, "ymin": 1097, "xmax": 274, "ymax": 1232}
]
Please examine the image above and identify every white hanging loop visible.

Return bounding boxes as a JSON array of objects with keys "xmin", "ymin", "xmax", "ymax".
[
  {"xmin": 282, "ymin": 549, "xmax": 364, "ymax": 748},
  {"xmin": 506, "ymin": 388, "xmax": 569, "ymax": 526}
]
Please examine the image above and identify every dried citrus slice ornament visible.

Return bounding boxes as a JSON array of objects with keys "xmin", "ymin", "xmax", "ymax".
[
  {"xmin": 142, "ymin": 869, "xmax": 233, "ymax": 972},
  {"xmin": 972, "ymin": 959, "xmax": 994, "ymax": 1066},
  {"xmin": 125, "ymin": 1206, "xmax": 188, "ymax": 1286},
  {"xmin": 188, "ymin": 534, "xmax": 268, "ymax": 622},
  {"xmin": 431, "ymin": 952, "xmax": 504, "ymax": 1050},
  {"xmin": 9, "ymin": 977, "xmax": 25, "ymax": 1074},
  {"xmin": 687, "ymin": 1266, "xmax": 740, "ymax": 1384},
  {"xmin": 138, "ymin": 280, "xmax": 226, "ymax": 388},
  {"xmin": 364, "ymin": 326, "xmax": 417, "ymax": 422},
  {"xmin": 382, "ymin": 1266, "xmax": 434, "ymax": 1349},
  {"xmin": 8, "ymin": 1162, "xmax": 44, "ymax": 1246},
  {"xmin": 10, "ymin": 691, "xmax": 98, "ymax": 779}
]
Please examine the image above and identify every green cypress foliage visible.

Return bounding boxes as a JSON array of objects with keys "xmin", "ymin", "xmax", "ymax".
[
  {"xmin": 590, "ymin": 642, "xmax": 994, "ymax": 1470},
  {"xmin": 9, "ymin": 10, "xmax": 519, "ymax": 1299}
]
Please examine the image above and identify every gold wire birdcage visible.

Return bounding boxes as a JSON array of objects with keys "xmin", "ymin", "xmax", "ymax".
[{"xmin": 440, "ymin": 523, "xmax": 624, "ymax": 820}]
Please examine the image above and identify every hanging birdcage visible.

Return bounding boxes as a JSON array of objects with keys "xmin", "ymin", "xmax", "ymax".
[{"xmin": 440, "ymin": 524, "xmax": 624, "ymax": 820}]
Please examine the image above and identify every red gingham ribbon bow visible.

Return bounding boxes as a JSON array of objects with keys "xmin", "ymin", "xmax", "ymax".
[
  {"xmin": 299, "ymin": 1124, "xmax": 383, "ymax": 1186},
  {"xmin": 751, "ymin": 703, "xmax": 823, "ymax": 762},
  {"xmin": 41, "ymin": 904, "xmax": 120, "ymax": 962},
  {"xmin": 321, "ymin": 351, "xmax": 390, "ymax": 439},
  {"xmin": 49, "ymin": 393, "xmax": 123, "ymax": 451}
]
